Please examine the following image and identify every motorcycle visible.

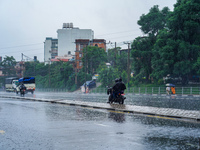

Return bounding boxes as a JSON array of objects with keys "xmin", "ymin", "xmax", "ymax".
[
  {"xmin": 20, "ymin": 89, "xmax": 26, "ymax": 96},
  {"xmin": 107, "ymin": 87, "xmax": 126, "ymax": 104}
]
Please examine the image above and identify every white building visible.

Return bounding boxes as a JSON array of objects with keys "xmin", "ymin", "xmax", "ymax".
[
  {"xmin": 44, "ymin": 37, "xmax": 58, "ymax": 64},
  {"xmin": 57, "ymin": 23, "xmax": 94, "ymax": 56}
]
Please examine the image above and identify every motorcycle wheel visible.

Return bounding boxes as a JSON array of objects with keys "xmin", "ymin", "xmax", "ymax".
[
  {"xmin": 119, "ymin": 98, "xmax": 124, "ymax": 104},
  {"xmin": 108, "ymin": 95, "xmax": 112, "ymax": 103}
]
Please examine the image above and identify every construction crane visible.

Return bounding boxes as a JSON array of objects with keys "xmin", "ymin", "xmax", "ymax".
[{"xmin": 21, "ymin": 53, "xmax": 37, "ymax": 62}]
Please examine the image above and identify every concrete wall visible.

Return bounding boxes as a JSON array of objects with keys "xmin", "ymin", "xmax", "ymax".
[{"xmin": 57, "ymin": 28, "xmax": 94, "ymax": 56}]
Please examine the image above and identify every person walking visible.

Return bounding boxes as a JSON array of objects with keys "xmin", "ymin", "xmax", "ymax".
[
  {"xmin": 171, "ymin": 86, "xmax": 176, "ymax": 94},
  {"xmin": 166, "ymin": 86, "xmax": 170, "ymax": 95}
]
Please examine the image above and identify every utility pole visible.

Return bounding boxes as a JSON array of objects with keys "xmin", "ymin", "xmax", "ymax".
[
  {"xmin": 48, "ymin": 62, "xmax": 51, "ymax": 87},
  {"xmin": 75, "ymin": 66, "xmax": 77, "ymax": 85},
  {"xmin": 84, "ymin": 44, "xmax": 87, "ymax": 93},
  {"xmin": 114, "ymin": 42, "xmax": 116, "ymax": 67},
  {"xmin": 127, "ymin": 43, "xmax": 130, "ymax": 87},
  {"xmin": 75, "ymin": 52, "xmax": 77, "ymax": 85},
  {"xmin": 21, "ymin": 53, "xmax": 23, "ymax": 61},
  {"xmin": 124, "ymin": 42, "xmax": 131, "ymax": 87}
]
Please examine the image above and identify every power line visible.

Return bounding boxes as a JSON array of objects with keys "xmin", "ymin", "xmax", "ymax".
[
  {"xmin": 96, "ymin": 29, "xmax": 139, "ymax": 37},
  {"xmin": 103, "ymin": 34, "xmax": 141, "ymax": 40},
  {"xmin": 0, "ymin": 48, "xmax": 43, "ymax": 55},
  {"xmin": 0, "ymin": 43, "xmax": 43, "ymax": 50}
]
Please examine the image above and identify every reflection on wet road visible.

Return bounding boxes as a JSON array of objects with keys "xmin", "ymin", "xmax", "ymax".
[{"xmin": 0, "ymin": 95, "xmax": 200, "ymax": 150}]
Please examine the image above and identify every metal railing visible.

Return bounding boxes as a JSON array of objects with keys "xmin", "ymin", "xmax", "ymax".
[
  {"xmin": 36, "ymin": 88, "xmax": 68, "ymax": 92},
  {"xmin": 90, "ymin": 87, "xmax": 200, "ymax": 95},
  {"xmin": 2, "ymin": 87, "xmax": 198, "ymax": 95}
]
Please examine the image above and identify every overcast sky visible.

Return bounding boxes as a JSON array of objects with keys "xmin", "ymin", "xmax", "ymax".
[{"xmin": 0, "ymin": 0, "xmax": 176, "ymax": 62}]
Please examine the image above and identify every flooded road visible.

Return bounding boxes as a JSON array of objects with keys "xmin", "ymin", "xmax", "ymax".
[{"xmin": 0, "ymin": 93, "xmax": 200, "ymax": 150}]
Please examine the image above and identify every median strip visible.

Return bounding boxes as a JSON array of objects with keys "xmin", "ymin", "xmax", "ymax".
[{"xmin": 1, "ymin": 95, "xmax": 200, "ymax": 122}]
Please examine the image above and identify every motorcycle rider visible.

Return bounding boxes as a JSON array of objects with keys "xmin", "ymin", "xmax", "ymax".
[
  {"xmin": 107, "ymin": 78, "xmax": 119, "ymax": 103},
  {"xmin": 118, "ymin": 77, "xmax": 126, "ymax": 94},
  {"xmin": 19, "ymin": 83, "xmax": 26, "ymax": 92},
  {"xmin": 113, "ymin": 77, "xmax": 127, "ymax": 97},
  {"xmin": 107, "ymin": 77, "xmax": 127, "ymax": 103},
  {"xmin": 112, "ymin": 78, "xmax": 120, "ymax": 99}
]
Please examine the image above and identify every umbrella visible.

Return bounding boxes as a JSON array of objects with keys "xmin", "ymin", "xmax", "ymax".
[{"xmin": 166, "ymin": 83, "xmax": 175, "ymax": 87}]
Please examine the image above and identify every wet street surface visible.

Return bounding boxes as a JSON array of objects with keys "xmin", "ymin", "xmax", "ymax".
[
  {"xmin": 2, "ymin": 91, "xmax": 200, "ymax": 111},
  {"xmin": 0, "ymin": 92, "xmax": 200, "ymax": 149}
]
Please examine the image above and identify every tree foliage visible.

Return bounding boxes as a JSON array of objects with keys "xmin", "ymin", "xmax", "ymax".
[
  {"xmin": 138, "ymin": 5, "xmax": 170, "ymax": 37},
  {"xmin": 82, "ymin": 46, "xmax": 107, "ymax": 74},
  {"xmin": 0, "ymin": 56, "xmax": 16, "ymax": 76},
  {"xmin": 132, "ymin": 5, "xmax": 170, "ymax": 84},
  {"xmin": 151, "ymin": 0, "xmax": 200, "ymax": 84},
  {"xmin": 132, "ymin": 1, "xmax": 200, "ymax": 85},
  {"xmin": 24, "ymin": 61, "xmax": 74, "ymax": 89}
]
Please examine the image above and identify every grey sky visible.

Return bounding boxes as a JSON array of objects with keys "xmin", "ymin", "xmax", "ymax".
[{"xmin": 0, "ymin": 0, "xmax": 176, "ymax": 62}]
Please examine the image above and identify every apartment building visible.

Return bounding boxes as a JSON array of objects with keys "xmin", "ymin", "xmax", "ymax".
[
  {"xmin": 44, "ymin": 38, "xmax": 58, "ymax": 64},
  {"xmin": 57, "ymin": 23, "xmax": 94, "ymax": 57}
]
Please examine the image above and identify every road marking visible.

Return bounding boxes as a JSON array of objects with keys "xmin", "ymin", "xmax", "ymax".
[
  {"xmin": 108, "ymin": 110, "xmax": 125, "ymax": 114},
  {"xmin": 95, "ymin": 123, "xmax": 110, "ymax": 127},
  {"xmin": 0, "ymin": 130, "xmax": 5, "ymax": 135},
  {"xmin": 147, "ymin": 115, "xmax": 176, "ymax": 120}
]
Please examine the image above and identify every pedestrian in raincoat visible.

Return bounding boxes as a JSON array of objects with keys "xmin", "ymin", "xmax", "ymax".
[{"xmin": 171, "ymin": 86, "xmax": 176, "ymax": 94}]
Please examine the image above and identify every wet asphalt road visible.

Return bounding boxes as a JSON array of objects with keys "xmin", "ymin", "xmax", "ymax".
[{"xmin": 0, "ymin": 92, "xmax": 200, "ymax": 150}]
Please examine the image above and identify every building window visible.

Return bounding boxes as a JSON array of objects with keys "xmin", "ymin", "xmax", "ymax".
[
  {"xmin": 79, "ymin": 62, "xmax": 82, "ymax": 66},
  {"xmin": 80, "ymin": 44, "xmax": 83, "ymax": 50},
  {"xmin": 95, "ymin": 44, "xmax": 98, "ymax": 47},
  {"xmin": 68, "ymin": 51, "xmax": 71, "ymax": 55},
  {"xmin": 78, "ymin": 44, "xmax": 80, "ymax": 51},
  {"xmin": 79, "ymin": 54, "xmax": 82, "ymax": 57}
]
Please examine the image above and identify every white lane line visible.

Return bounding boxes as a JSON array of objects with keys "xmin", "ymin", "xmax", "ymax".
[{"xmin": 94, "ymin": 123, "xmax": 111, "ymax": 127}]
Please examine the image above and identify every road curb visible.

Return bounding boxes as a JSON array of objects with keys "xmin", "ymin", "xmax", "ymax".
[{"xmin": 1, "ymin": 95, "xmax": 200, "ymax": 123}]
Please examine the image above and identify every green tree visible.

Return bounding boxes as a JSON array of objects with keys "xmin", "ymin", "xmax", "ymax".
[
  {"xmin": 132, "ymin": 5, "xmax": 171, "ymax": 84},
  {"xmin": 0, "ymin": 56, "xmax": 16, "ymax": 76},
  {"xmin": 151, "ymin": 30, "xmax": 176, "ymax": 80},
  {"xmin": 76, "ymin": 69, "xmax": 92, "ymax": 86},
  {"xmin": 138, "ymin": 5, "xmax": 170, "ymax": 37},
  {"xmin": 131, "ymin": 37, "xmax": 153, "ymax": 83},
  {"xmin": 193, "ymin": 57, "xmax": 200, "ymax": 75},
  {"xmin": 152, "ymin": 0, "xmax": 200, "ymax": 84},
  {"xmin": 82, "ymin": 46, "xmax": 107, "ymax": 75},
  {"xmin": 24, "ymin": 61, "xmax": 74, "ymax": 89},
  {"xmin": 98, "ymin": 66, "xmax": 119, "ymax": 87},
  {"xmin": 115, "ymin": 51, "xmax": 128, "ymax": 72},
  {"xmin": 107, "ymin": 47, "xmax": 121, "ymax": 66}
]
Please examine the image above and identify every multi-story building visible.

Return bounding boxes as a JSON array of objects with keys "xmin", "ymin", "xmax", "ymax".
[
  {"xmin": 75, "ymin": 39, "xmax": 106, "ymax": 71},
  {"xmin": 57, "ymin": 23, "xmax": 94, "ymax": 57},
  {"xmin": 44, "ymin": 37, "xmax": 58, "ymax": 64},
  {"xmin": 91, "ymin": 39, "xmax": 106, "ymax": 50}
]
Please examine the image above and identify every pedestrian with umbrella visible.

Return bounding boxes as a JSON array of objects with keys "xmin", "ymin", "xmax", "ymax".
[{"xmin": 166, "ymin": 83, "xmax": 176, "ymax": 95}]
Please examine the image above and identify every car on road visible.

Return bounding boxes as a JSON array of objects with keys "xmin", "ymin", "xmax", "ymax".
[{"xmin": 82, "ymin": 80, "xmax": 96, "ymax": 89}]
